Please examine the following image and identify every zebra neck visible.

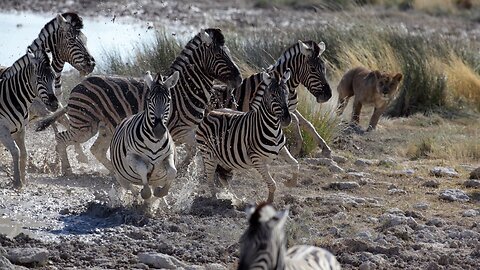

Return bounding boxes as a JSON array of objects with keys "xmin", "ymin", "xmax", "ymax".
[
  {"xmin": 2, "ymin": 54, "xmax": 33, "ymax": 80},
  {"xmin": 254, "ymin": 98, "xmax": 281, "ymax": 130},
  {"xmin": 271, "ymin": 46, "xmax": 302, "ymax": 89},
  {"xmin": 1, "ymin": 64, "xmax": 37, "ymax": 104},
  {"xmin": 29, "ymin": 20, "xmax": 65, "ymax": 74},
  {"xmin": 171, "ymin": 64, "xmax": 214, "ymax": 106}
]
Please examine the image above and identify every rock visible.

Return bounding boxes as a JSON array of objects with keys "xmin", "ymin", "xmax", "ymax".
[
  {"xmin": 462, "ymin": 209, "xmax": 478, "ymax": 217},
  {"xmin": 354, "ymin": 159, "xmax": 374, "ymax": 167},
  {"xmin": 357, "ymin": 231, "xmax": 373, "ymax": 240},
  {"xmin": 430, "ymin": 167, "xmax": 459, "ymax": 178},
  {"xmin": 358, "ymin": 178, "xmax": 374, "ymax": 185},
  {"xmin": 439, "ymin": 189, "xmax": 470, "ymax": 202},
  {"xmin": 378, "ymin": 157, "xmax": 396, "ymax": 167},
  {"xmin": 332, "ymin": 155, "xmax": 347, "ymax": 164},
  {"xmin": 426, "ymin": 218, "xmax": 446, "ymax": 227},
  {"xmin": 464, "ymin": 179, "xmax": 480, "ymax": 188},
  {"xmin": 470, "ymin": 167, "xmax": 480, "ymax": 179},
  {"xmin": 413, "ymin": 202, "xmax": 429, "ymax": 210},
  {"xmin": 5, "ymin": 248, "xmax": 49, "ymax": 266},
  {"xmin": 0, "ymin": 256, "xmax": 15, "ymax": 270},
  {"xmin": 380, "ymin": 212, "xmax": 417, "ymax": 229},
  {"xmin": 138, "ymin": 253, "xmax": 188, "ymax": 269},
  {"xmin": 388, "ymin": 188, "xmax": 407, "ymax": 195},
  {"xmin": 326, "ymin": 181, "xmax": 360, "ymax": 190},
  {"xmin": 423, "ymin": 180, "xmax": 440, "ymax": 188},
  {"xmin": 332, "ymin": 212, "xmax": 348, "ymax": 221},
  {"xmin": 205, "ymin": 263, "xmax": 228, "ymax": 270},
  {"xmin": 359, "ymin": 261, "xmax": 376, "ymax": 270},
  {"xmin": 329, "ymin": 164, "xmax": 344, "ymax": 173},
  {"xmin": 389, "ymin": 169, "xmax": 415, "ymax": 177},
  {"xmin": 132, "ymin": 263, "xmax": 150, "ymax": 269}
]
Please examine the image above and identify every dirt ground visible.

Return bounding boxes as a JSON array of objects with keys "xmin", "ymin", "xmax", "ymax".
[{"xmin": 1, "ymin": 1, "xmax": 480, "ymax": 269}]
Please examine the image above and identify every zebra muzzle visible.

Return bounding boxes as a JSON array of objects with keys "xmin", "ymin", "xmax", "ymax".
[
  {"xmin": 281, "ymin": 113, "xmax": 292, "ymax": 127},
  {"xmin": 45, "ymin": 94, "xmax": 59, "ymax": 112},
  {"xmin": 152, "ymin": 121, "xmax": 167, "ymax": 138}
]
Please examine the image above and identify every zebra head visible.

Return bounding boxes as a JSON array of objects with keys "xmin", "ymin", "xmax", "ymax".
[
  {"xmin": 145, "ymin": 71, "xmax": 179, "ymax": 139},
  {"xmin": 263, "ymin": 69, "xmax": 292, "ymax": 127},
  {"xmin": 56, "ymin": 13, "xmax": 95, "ymax": 76},
  {"xmin": 297, "ymin": 40, "xmax": 332, "ymax": 103},
  {"xmin": 238, "ymin": 203, "xmax": 288, "ymax": 270},
  {"xmin": 199, "ymin": 28, "xmax": 242, "ymax": 89},
  {"xmin": 27, "ymin": 48, "xmax": 58, "ymax": 112}
]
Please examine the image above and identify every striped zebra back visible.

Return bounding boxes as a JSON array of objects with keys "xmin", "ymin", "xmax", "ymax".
[
  {"xmin": 0, "ymin": 48, "xmax": 57, "ymax": 133},
  {"xmin": 1, "ymin": 13, "xmax": 95, "ymax": 95},
  {"xmin": 210, "ymin": 40, "xmax": 332, "ymax": 112},
  {"xmin": 239, "ymin": 203, "xmax": 341, "ymax": 270}
]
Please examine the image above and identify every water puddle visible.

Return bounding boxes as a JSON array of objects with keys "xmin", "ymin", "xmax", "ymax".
[{"xmin": 0, "ymin": 11, "xmax": 156, "ymax": 70}]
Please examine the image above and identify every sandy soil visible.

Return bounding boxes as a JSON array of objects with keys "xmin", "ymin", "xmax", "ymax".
[{"xmin": 0, "ymin": 1, "xmax": 479, "ymax": 269}]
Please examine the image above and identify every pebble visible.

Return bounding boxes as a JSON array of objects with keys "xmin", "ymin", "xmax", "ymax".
[
  {"xmin": 464, "ymin": 179, "xmax": 480, "ymax": 188},
  {"xmin": 326, "ymin": 181, "xmax": 360, "ymax": 190},
  {"xmin": 354, "ymin": 159, "xmax": 374, "ymax": 167},
  {"xmin": 426, "ymin": 218, "xmax": 446, "ymax": 227},
  {"xmin": 413, "ymin": 202, "xmax": 429, "ymax": 210},
  {"xmin": 439, "ymin": 189, "xmax": 470, "ymax": 202},
  {"xmin": 388, "ymin": 188, "xmax": 407, "ymax": 195},
  {"xmin": 469, "ymin": 167, "xmax": 480, "ymax": 179},
  {"xmin": 430, "ymin": 167, "xmax": 459, "ymax": 178},
  {"xmin": 462, "ymin": 209, "xmax": 478, "ymax": 217},
  {"xmin": 332, "ymin": 155, "xmax": 347, "ymax": 164},
  {"xmin": 359, "ymin": 261, "xmax": 376, "ymax": 270},
  {"xmin": 138, "ymin": 252, "xmax": 188, "ymax": 269}
]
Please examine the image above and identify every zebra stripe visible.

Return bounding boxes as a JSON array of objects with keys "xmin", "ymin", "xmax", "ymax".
[
  {"xmin": 35, "ymin": 28, "xmax": 242, "ymax": 176},
  {"xmin": 238, "ymin": 203, "xmax": 341, "ymax": 270},
  {"xmin": 110, "ymin": 71, "xmax": 178, "ymax": 200},
  {"xmin": 196, "ymin": 69, "xmax": 297, "ymax": 203},
  {"xmin": 210, "ymin": 40, "xmax": 333, "ymax": 158},
  {"xmin": 0, "ymin": 48, "xmax": 57, "ymax": 188}
]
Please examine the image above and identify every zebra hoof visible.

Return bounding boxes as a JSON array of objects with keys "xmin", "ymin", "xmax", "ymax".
[
  {"xmin": 154, "ymin": 186, "xmax": 169, "ymax": 198},
  {"xmin": 13, "ymin": 180, "xmax": 23, "ymax": 190},
  {"xmin": 141, "ymin": 186, "xmax": 152, "ymax": 200}
]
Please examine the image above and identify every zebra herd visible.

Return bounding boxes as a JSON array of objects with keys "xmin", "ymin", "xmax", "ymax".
[{"xmin": 1, "ymin": 13, "xmax": 341, "ymax": 269}]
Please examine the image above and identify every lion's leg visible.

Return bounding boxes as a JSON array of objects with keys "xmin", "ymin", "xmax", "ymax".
[
  {"xmin": 367, "ymin": 106, "xmax": 387, "ymax": 132},
  {"xmin": 336, "ymin": 96, "xmax": 350, "ymax": 116},
  {"xmin": 351, "ymin": 99, "xmax": 363, "ymax": 126}
]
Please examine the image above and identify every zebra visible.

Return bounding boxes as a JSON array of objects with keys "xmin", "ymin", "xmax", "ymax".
[
  {"xmin": 110, "ymin": 71, "xmax": 178, "ymax": 201},
  {"xmin": 238, "ymin": 203, "xmax": 341, "ymax": 270},
  {"xmin": 196, "ymin": 69, "xmax": 298, "ymax": 203},
  {"xmin": 210, "ymin": 40, "xmax": 332, "ymax": 159},
  {"xmin": 0, "ymin": 48, "xmax": 58, "ymax": 189},
  {"xmin": 0, "ymin": 12, "xmax": 96, "ymax": 163},
  {"xmin": 35, "ymin": 28, "xmax": 242, "ymax": 175}
]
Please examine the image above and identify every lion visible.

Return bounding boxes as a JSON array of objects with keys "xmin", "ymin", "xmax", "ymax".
[{"xmin": 336, "ymin": 66, "xmax": 403, "ymax": 132}]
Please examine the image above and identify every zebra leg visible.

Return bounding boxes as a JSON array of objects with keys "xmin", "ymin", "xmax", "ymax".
[
  {"xmin": 0, "ymin": 125, "xmax": 22, "ymax": 189},
  {"xmin": 288, "ymin": 112, "xmax": 303, "ymax": 157},
  {"xmin": 12, "ymin": 128, "xmax": 27, "ymax": 187},
  {"xmin": 279, "ymin": 146, "xmax": 299, "ymax": 188},
  {"xmin": 153, "ymin": 152, "xmax": 177, "ymax": 198},
  {"xmin": 90, "ymin": 124, "xmax": 114, "ymax": 173},
  {"xmin": 125, "ymin": 152, "xmax": 153, "ymax": 200},
  {"xmin": 177, "ymin": 132, "xmax": 197, "ymax": 176},
  {"xmin": 293, "ymin": 110, "xmax": 332, "ymax": 159},
  {"xmin": 114, "ymin": 173, "xmax": 140, "ymax": 199},
  {"xmin": 254, "ymin": 163, "xmax": 277, "ymax": 203}
]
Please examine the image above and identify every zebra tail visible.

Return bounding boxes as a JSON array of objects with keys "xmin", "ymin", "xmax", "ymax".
[{"xmin": 35, "ymin": 107, "xmax": 68, "ymax": 132}]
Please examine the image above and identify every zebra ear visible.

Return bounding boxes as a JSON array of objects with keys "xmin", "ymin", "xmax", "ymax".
[
  {"xmin": 318, "ymin": 41, "xmax": 326, "ymax": 56},
  {"xmin": 26, "ymin": 47, "xmax": 36, "ymax": 62},
  {"xmin": 144, "ymin": 71, "xmax": 154, "ymax": 89},
  {"xmin": 298, "ymin": 40, "xmax": 313, "ymax": 57},
  {"xmin": 282, "ymin": 68, "xmax": 291, "ymax": 83},
  {"xmin": 56, "ymin": 14, "xmax": 68, "ymax": 29},
  {"xmin": 164, "ymin": 71, "xmax": 180, "ymax": 89},
  {"xmin": 262, "ymin": 71, "xmax": 271, "ymax": 83},
  {"xmin": 275, "ymin": 208, "xmax": 289, "ymax": 228},
  {"xmin": 245, "ymin": 204, "xmax": 256, "ymax": 221},
  {"xmin": 199, "ymin": 30, "xmax": 213, "ymax": 45}
]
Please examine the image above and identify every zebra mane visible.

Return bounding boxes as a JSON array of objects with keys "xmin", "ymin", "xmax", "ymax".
[
  {"xmin": 1, "ymin": 54, "xmax": 32, "ymax": 79},
  {"xmin": 28, "ymin": 12, "xmax": 84, "ymax": 52},
  {"xmin": 275, "ymin": 40, "xmax": 319, "ymax": 66}
]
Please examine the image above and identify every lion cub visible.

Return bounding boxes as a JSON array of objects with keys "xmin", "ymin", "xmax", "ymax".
[{"xmin": 336, "ymin": 67, "xmax": 402, "ymax": 131}]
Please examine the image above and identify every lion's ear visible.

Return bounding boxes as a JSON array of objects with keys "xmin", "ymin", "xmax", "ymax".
[{"xmin": 393, "ymin": 73, "xmax": 403, "ymax": 82}]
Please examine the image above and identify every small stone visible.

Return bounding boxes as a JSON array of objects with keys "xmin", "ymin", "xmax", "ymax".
[
  {"xmin": 462, "ymin": 209, "xmax": 478, "ymax": 217},
  {"xmin": 332, "ymin": 155, "xmax": 347, "ymax": 164},
  {"xmin": 354, "ymin": 159, "xmax": 374, "ymax": 167},
  {"xmin": 427, "ymin": 218, "xmax": 446, "ymax": 227},
  {"xmin": 470, "ymin": 167, "xmax": 480, "ymax": 179},
  {"xmin": 439, "ymin": 189, "xmax": 470, "ymax": 202},
  {"xmin": 132, "ymin": 263, "xmax": 149, "ymax": 269},
  {"xmin": 413, "ymin": 202, "xmax": 429, "ymax": 210},
  {"xmin": 388, "ymin": 188, "xmax": 407, "ymax": 195},
  {"xmin": 464, "ymin": 179, "xmax": 480, "ymax": 188},
  {"xmin": 346, "ymin": 172, "xmax": 370, "ymax": 179},
  {"xmin": 358, "ymin": 178, "xmax": 373, "ymax": 185},
  {"xmin": 138, "ymin": 253, "xmax": 188, "ymax": 269},
  {"xmin": 430, "ymin": 167, "xmax": 459, "ymax": 178},
  {"xmin": 5, "ymin": 248, "xmax": 49, "ymax": 266},
  {"xmin": 326, "ymin": 181, "xmax": 360, "ymax": 190},
  {"xmin": 423, "ymin": 180, "xmax": 440, "ymax": 188},
  {"xmin": 359, "ymin": 261, "xmax": 375, "ymax": 270},
  {"xmin": 378, "ymin": 157, "xmax": 396, "ymax": 167},
  {"xmin": 329, "ymin": 164, "xmax": 344, "ymax": 173},
  {"xmin": 357, "ymin": 231, "xmax": 372, "ymax": 240},
  {"xmin": 389, "ymin": 169, "xmax": 415, "ymax": 177},
  {"xmin": 333, "ymin": 212, "xmax": 348, "ymax": 221},
  {"xmin": 205, "ymin": 263, "xmax": 228, "ymax": 270}
]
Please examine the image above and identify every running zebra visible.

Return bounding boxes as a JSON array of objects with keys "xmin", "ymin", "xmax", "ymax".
[
  {"xmin": 210, "ymin": 40, "xmax": 332, "ymax": 158},
  {"xmin": 1, "ymin": 12, "xmax": 95, "ymax": 163},
  {"xmin": 196, "ymin": 69, "xmax": 297, "ymax": 203},
  {"xmin": 35, "ymin": 28, "xmax": 242, "ymax": 175},
  {"xmin": 0, "ymin": 48, "xmax": 58, "ymax": 189},
  {"xmin": 110, "ymin": 71, "xmax": 178, "ymax": 201},
  {"xmin": 238, "ymin": 203, "xmax": 341, "ymax": 270}
]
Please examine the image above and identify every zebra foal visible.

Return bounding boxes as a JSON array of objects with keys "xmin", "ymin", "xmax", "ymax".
[
  {"xmin": 110, "ymin": 71, "xmax": 178, "ymax": 201},
  {"xmin": 196, "ymin": 69, "xmax": 297, "ymax": 203},
  {"xmin": 238, "ymin": 203, "xmax": 341, "ymax": 270},
  {"xmin": 0, "ymin": 48, "xmax": 58, "ymax": 189}
]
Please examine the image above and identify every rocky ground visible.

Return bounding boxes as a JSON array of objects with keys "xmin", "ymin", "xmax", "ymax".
[{"xmin": 1, "ymin": 1, "xmax": 480, "ymax": 269}]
